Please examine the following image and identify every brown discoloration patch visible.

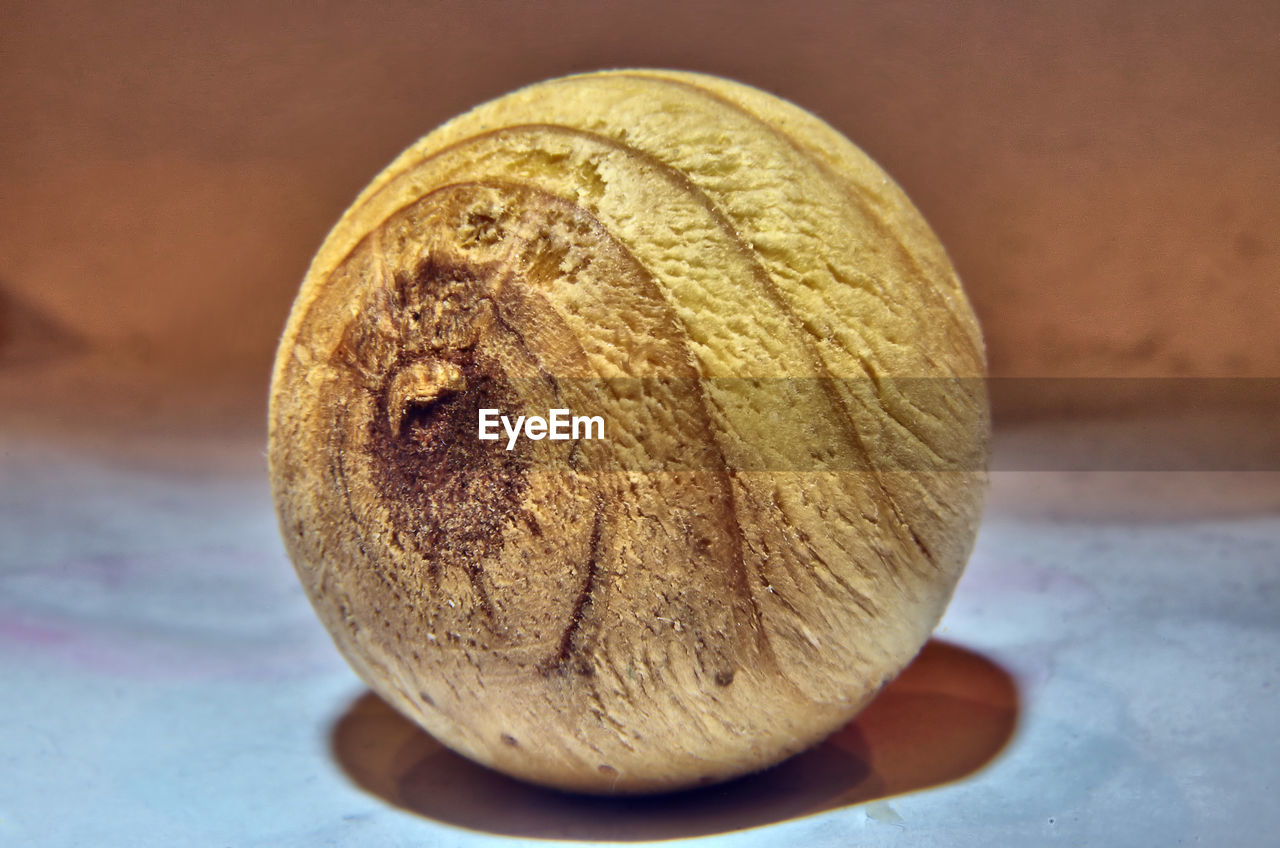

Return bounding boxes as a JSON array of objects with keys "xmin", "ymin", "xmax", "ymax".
[
  {"xmin": 323, "ymin": 187, "xmax": 619, "ymax": 662},
  {"xmin": 363, "ymin": 257, "xmax": 530, "ymax": 604}
]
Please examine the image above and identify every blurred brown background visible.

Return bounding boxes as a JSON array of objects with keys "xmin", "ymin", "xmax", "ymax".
[{"xmin": 3, "ymin": 0, "xmax": 1277, "ymax": 399}]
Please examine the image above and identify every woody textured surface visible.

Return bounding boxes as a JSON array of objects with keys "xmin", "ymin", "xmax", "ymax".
[{"xmin": 269, "ymin": 71, "xmax": 988, "ymax": 792}]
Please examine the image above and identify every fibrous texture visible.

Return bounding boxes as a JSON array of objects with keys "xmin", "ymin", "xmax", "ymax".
[{"xmin": 269, "ymin": 69, "xmax": 988, "ymax": 793}]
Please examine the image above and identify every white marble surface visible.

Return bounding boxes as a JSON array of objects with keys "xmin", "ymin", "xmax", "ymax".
[{"xmin": 1, "ymin": 359, "xmax": 1277, "ymax": 846}]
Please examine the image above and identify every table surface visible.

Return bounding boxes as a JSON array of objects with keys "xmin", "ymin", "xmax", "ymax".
[{"xmin": 2, "ymin": 358, "xmax": 1277, "ymax": 847}]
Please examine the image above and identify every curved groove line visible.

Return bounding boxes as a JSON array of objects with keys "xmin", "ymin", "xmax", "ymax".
[
  {"xmin": 610, "ymin": 70, "xmax": 977, "ymax": 343},
  {"xmin": 541, "ymin": 504, "xmax": 604, "ymax": 674}
]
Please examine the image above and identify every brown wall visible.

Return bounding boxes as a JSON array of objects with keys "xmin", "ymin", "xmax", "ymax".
[{"xmin": 3, "ymin": 0, "xmax": 1277, "ymax": 388}]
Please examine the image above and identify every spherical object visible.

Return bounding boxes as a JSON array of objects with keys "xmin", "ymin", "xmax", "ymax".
[{"xmin": 269, "ymin": 69, "xmax": 988, "ymax": 794}]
